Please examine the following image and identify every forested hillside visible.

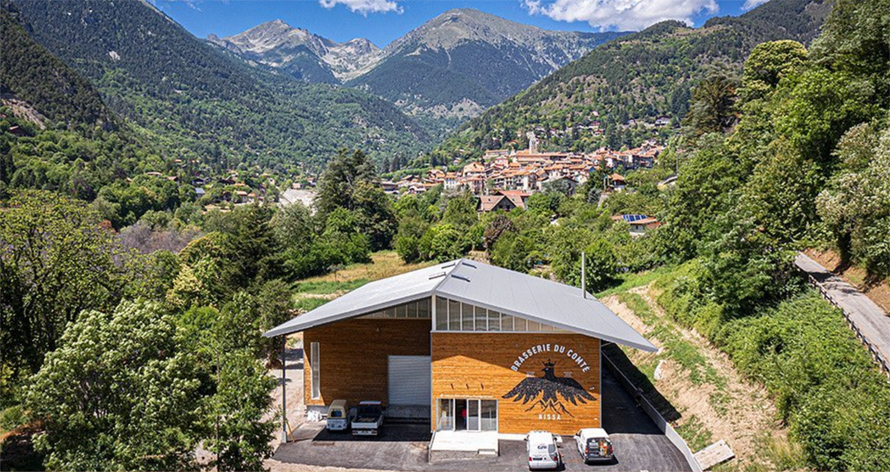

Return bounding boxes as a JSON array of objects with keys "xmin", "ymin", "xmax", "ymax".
[
  {"xmin": 438, "ymin": 0, "xmax": 832, "ymax": 155},
  {"xmin": 7, "ymin": 0, "xmax": 431, "ymax": 171},
  {"xmin": 0, "ymin": 5, "xmax": 176, "ymax": 226},
  {"xmin": 0, "ymin": 7, "xmax": 114, "ymax": 131}
]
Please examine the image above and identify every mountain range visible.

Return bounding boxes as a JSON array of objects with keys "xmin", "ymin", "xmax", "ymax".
[
  {"xmin": 3, "ymin": 0, "xmax": 835, "ymax": 173},
  {"xmin": 4, "ymin": 0, "xmax": 430, "ymax": 171},
  {"xmin": 209, "ymin": 9, "xmax": 626, "ymax": 119},
  {"xmin": 437, "ymin": 0, "xmax": 834, "ymax": 156},
  {"xmin": 207, "ymin": 19, "xmax": 380, "ymax": 84}
]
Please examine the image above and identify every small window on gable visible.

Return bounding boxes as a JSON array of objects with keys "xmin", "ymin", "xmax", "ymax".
[
  {"xmin": 448, "ymin": 299, "xmax": 461, "ymax": 330},
  {"xmin": 488, "ymin": 310, "xmax": 501, "ymax": 331},
  {"xmin": 461, "ymin": 303, "xmax": 474, "ymax": 331},
  {"xmin": 474, "ymin": 306, "xmax": 487, "ymax": 331}
]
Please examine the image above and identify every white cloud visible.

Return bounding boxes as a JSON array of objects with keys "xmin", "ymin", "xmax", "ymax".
[
  {"xmin": 524, "ymin": 0, "xmax": 719, "ymax": 31},
  {"xmin": 741, "ymin": 0, "xmax": 769, "ymax": 10},
  {"xmin": 318, "ymin": 0, "xmax": 403, "ymax": 15}
]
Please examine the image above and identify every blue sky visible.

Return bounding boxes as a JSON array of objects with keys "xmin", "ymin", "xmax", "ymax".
[{"xmin": 153, "ymin": 0, "xmax": 756, "ymax": 47}]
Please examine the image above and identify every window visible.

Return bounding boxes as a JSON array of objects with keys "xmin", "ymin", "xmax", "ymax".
[
  {"xmin": 437, "ymin": 399, "xmax": 454, "ymax": 431},
  {"xmin": 418, "ymin": 298, "xmax": 430, "ymax": 318},
  {"xmin": 438, "ymin": 399, "xmax": 498, "ymax": 432},
  {"xmin": 435, "ymin": 297, "xmax": 448, "ymax": 331},
  {"xmin": 501, "ymin": 313, "xmax": 514, "ymax": 331},
  {"xmin": 461, "ymin": 303, "xmax": 474, "ymax": 331},
  {"xmin": 448, "ymin": 300, "xmax": 461, "ymax": 330},
  {"xmin": 481, "ymin": 400, "xmax": 498, "ymax": 431},
  {"xmin": 359, "ymin": 299, "xmax": 433, "ymax": 319},
  {"xmin": 474, "ymin": 306, "xmax": 487, "ymax": 331},
  {"xmin": 488, "ymin": 310, "xmax": 501, "ymax": 331},
  {"xmin": 468, "ymin": 399, "xmax": 479, "ymax": 430},
  {"xmin": 310, "ymin": 342, "xmax": 320, "ymax": 399},
  {"xmin": 430, "ymin": 297, "xmax": 569, "ymax": 332}
]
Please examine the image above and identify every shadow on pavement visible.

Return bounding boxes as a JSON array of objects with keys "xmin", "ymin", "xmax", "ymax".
[{"xmin": 602, "ymin": 344, "xmax": 681, "ymax": 425}]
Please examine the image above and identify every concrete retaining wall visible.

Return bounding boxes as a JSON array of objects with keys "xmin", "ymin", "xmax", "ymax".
[{"xmin": 602, "ymin": 352, "xmax": 703, "ymax": 472}]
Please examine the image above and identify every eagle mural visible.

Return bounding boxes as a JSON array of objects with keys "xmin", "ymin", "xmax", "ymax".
[{"xmin": 503, "ymin": 360, "xmax": 595, "ymax": 418}]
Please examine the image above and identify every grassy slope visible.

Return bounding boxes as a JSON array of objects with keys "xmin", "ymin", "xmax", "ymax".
[
  {"xmin": 290, "ymin": 251, "xmax": 435, "ymax": 312},
  {"xmin": 600, "ymin": 285, "xmax": 802, "ymax": 471}
]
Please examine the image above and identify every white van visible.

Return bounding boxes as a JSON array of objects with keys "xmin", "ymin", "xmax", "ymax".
[
  {"xmin": 325, "ymin": 399, "xmax": 350, "ymax": 432},
  {"xmin": 526, "ymin": 431, "xmax": 561, "ymax": 470},
  {"xmin": 574, "ymin": 428, "xmax": 613, "ymax": 463}
]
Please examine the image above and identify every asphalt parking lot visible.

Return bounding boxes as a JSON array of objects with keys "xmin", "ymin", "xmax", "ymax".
[{"xmin": 272, "ymin": 369, "xmax": 691, "ymax": 471}]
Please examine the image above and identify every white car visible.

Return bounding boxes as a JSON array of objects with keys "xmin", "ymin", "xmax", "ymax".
[
  {"xmin": 574, "ymin": 428, "xmax": 614, "ymax": 463},
  {"xmin": 325, "ymin": 399, "xmax": 350, "ymax": 432},
  {"xmin": 350, "ymin": 401, "xmax": 384, "ymax": 436},
  {"xmin": 526, "ymin": 431, "xmax": 562, "ymax": 470}
]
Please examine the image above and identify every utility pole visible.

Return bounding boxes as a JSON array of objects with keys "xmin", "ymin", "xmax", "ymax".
[
  {"xmin": 281, "ymin": 336, "xmax": 287, "ymax": 443},
  {"xmin": 581, "ymin": 251, "xmax": 587, "ymax": 299},
  {"xmin": 215, "ymin": 336, "xmax": 220, "ymax": 467}
]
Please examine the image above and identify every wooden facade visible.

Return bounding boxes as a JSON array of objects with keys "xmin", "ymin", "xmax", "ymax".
[
  {"xmin": 431, "ymin": 332, "xmax": 601, "ymax": 435},
  {"xmin": 302, "ymin": 318, "xmax": 602, "ymax": 435},
  {"xmin": 302, "ymin": 318, "xmax": 430, "ymax": 407}
]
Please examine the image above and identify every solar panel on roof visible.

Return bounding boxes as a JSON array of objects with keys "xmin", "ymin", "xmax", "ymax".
[{"xmin": 621, "ymin": 214, "xmax": 649, "ymax": 222}]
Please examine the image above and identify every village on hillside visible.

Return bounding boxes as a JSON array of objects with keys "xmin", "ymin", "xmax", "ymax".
[
  {"xmin": 381, "ymin": 132, "xmax": 663, "ymax": 211},
  {"xmin": 136, "ymin": 131, "xmax": 663, "ymax": 219}
]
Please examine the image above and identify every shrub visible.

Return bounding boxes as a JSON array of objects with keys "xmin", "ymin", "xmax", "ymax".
[{"xmin": 418, "ymin": 224, "xmax": 470, "ymax": 262}]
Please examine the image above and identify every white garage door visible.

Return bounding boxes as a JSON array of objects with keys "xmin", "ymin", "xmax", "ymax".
[{"xmin": 387, "ymin": 355, "xmax": 431, "ymax": 406}]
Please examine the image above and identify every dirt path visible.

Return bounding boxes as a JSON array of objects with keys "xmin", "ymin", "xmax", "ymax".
[{"xmin": 601, "ymin": 285, "xmax": 792, "ymax": 471}]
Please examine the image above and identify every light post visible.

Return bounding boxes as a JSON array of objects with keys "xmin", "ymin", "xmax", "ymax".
[{"xmin": 281, "ymin": 336, "xmax": 287, "ymax": 443}]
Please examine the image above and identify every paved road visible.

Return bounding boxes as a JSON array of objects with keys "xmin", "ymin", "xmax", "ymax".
[
  {"xmin": 795, "ymin": 253, "xmax": 890, "ymax": 372},
  {"xmin": 272, "ymin": 369, "xmax": 691, "ymax": 471}
]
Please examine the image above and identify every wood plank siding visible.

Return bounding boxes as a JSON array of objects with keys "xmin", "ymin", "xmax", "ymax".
[
  {"xmin": 432, "ymin": 332, "xmax": 601, "ymax": 435},
  {"xmin": 303, "ymin": 319, "xmax": 431, "ymax": 407}
]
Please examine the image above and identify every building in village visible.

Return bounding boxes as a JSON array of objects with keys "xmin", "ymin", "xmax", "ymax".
[
  {"xmin": 264, "ymin": 259, "xmax": 656, "ymax": 437},
  {"xmin": 390, "ymin": 137, "xmax": 663, "ymax": 199},
  {"xmin": 612, "ymin": 214, "xmax": 661, "ymax": 235},
  {"xmin": 478, "ymin": 190, "xmax": 530, "ymax": 212}
]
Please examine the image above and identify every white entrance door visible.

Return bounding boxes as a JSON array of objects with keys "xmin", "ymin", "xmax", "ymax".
[{"xmin": 387, "ymin": 355, "xmax": 431, "ymax": 406}]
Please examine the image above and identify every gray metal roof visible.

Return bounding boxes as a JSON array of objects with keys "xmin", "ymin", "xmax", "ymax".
[{"xmin": 264, "ymin": 259, "xmax": 657, "ymax": 352}]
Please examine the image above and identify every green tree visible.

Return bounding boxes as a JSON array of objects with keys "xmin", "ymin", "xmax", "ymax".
[
  {"xmin": 394, "ymin": 216, "xmax": 430, "ymax": 263},
  {"xmin": 418, "ymin": 224, "xmax": 469, "ymax": 262},
  {"xmin": 741, "ymin": 40, "xmax": 809, "ymax": 101},
  {"xmin": 581, "ymin": 238, "xmax": 618, "ymax": 293},
  {"xmin": 526, "ymin": 191, "xmax": 566, "ymax": 215},
  {"xmin": 0, "ymin": 191, "xmax": 128, "ymax": 374},
  {"xmin": 817, "ymin": 124, "xmax": 890, "ymax": 278},
  {"xmin": 226, "ymin": 204, "xmax": 280, "ymax": 284},
  {"xmin": 351, "ymin": 181, "xmax": 397, "ymax": 251},
  {"xmin": 272, "ymin": 202, "xmax": 316, "ymax": 254},
  {"xmin": 209, "ymin": 349, "xmax": 276, "ymax": 472},
  {"xmin": 26, "ymin": 300, "xmax": 204, "ymax": 471},
  {"xmin": 209, "ymin": 293, "xmax": 277, "ymax": 472},
  {"xmin": 684, "ymin": 72, "xmax": 739, "ymax": 137},
  {"xmin": 490, "ymin": 232, "xmax": 536, "ymax": 272},
  {"xmin": 257, "ymin": 279, "xmax": 294, "ymax": 365},
  {"xmin": 315, "ymin": 149, "xmax": 396, "ymax": 250},
  {"xmin": 441, "ymin": 192, "xmax": 478, "ymax": 229},
  {"xmin": 483, "ymin": 214, "xmax": 518, "ymax": 249},
  {"xmin": 315, "ymin": 149, "xmax": 377, "ymax": 216}
]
